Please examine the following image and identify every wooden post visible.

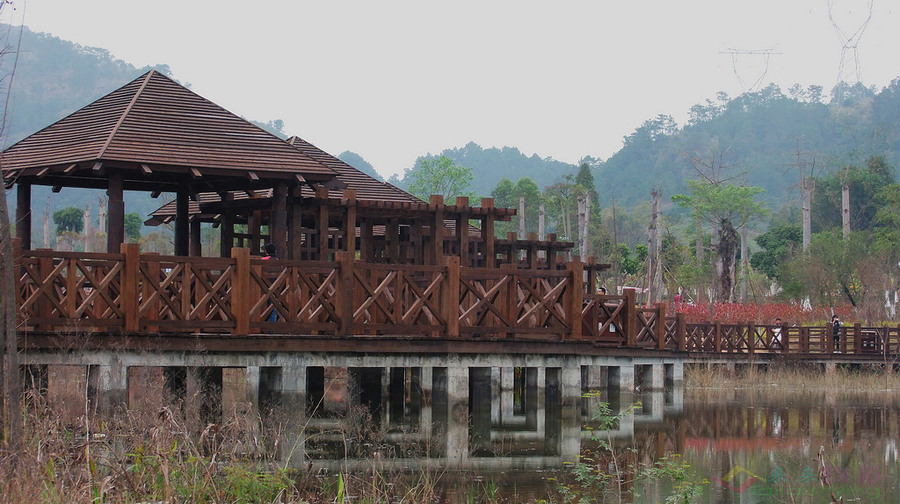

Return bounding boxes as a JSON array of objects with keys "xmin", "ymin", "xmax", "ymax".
[
  {"xmin": 457, "ymin": 197, "xmax": 470, "ymax": 267},
  {"xmin": 853, "ymin": 323, "xmax": 862, "ymax": 354},
  {"xmin": 189, "ymin": 218, "xmax": 201, "ymax": 257},
  {"xmin": 231, "ymin": 247, "xmax": 250, "ymax": 336},
  {"xmin": 800, "ymin": 327, "xmax": 810, "ymax": 353},
  {"xmin": 566, "ymin": 260, "xmax": 584, "ymax": 340},
  {"xmin": 676, "ymin": 312, "xmax": 686, "ymax": 351},
  {"xmin": 503, "ymin": 263, "xmax": 517, "ymax": 339},
  {"xmin": 443, "ymin": 256, "xmax": 460, "ymax": 338},
  {"xmin": 316, "ymin": 187, "xmax": 330, "ymax": 261},
  {"xmin": 656, "ymin": 303, "xmax": 666, "ymax": 350},
  {"xmin": 143, "ymin": 252, "xmax": 160, "ymax": 332},
  {"xmin": 481, "ymin": 198, "xmax": 495, "ymax": 268},
  {"xmin": 108, "ymin": 172, "xmax": 126, "ymax": 253},
  {"xmin": 16, "ymin": 183, "xmax": 31, "ymax": 250},
  {"xmin": 220, "ymin": 193, "xmax": 234, "ymax": 258},
  {"xmin": 37, "ymin": 250, "xmax": 53, "ymax": 331},
  {"xmin": 747, "ymin": 323, "xmax": 755, "ymax": 355},
  {"xmin": 336, "ymin": 251, "xmax": 354, "ymax": 336},
  {"xmin": 271, "ymin": 182, "xmax": 288, "ymax": 256},
  {"xmin": 343, "ymin": 190, "xmax": 357, "ymax": 254},
  {"xmin": 624, "ymin": 288, "xmax": 636, "ymax": 347},
  {"xmin": 714, "ymin": 322, "xmax": 722, "ymax": 353},
  {"xmin": 431, "ymin": 195, "xmax": 445, "ymax": 265},
  {"xmin": 120, "ymin": 243, "xmax": 140, "ymax": 332}
]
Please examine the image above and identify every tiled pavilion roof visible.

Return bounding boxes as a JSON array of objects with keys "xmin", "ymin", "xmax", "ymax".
[{"xmin": 1, "ymin": 70, "xmax": 335, "ymax": 192}]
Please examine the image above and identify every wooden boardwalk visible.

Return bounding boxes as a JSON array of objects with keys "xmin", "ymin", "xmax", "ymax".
[{"xmin": 15, "ymin": 245, "xmax": 900, "ymax": 360}]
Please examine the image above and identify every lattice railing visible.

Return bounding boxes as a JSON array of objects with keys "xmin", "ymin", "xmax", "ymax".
[{"xmin": 17, "ymin": 250, "xmax": 124, "ymax": 331}]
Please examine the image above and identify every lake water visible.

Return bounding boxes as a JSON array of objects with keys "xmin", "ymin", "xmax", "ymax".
[{"xmin": 305, "ymin": 384, "xmax": 900, "ymax": 503}]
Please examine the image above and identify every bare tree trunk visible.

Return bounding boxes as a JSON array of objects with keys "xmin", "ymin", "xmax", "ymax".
[
  {"xmin": 575, "ymin": 196, "xmax": 587, "ymax": 260},
  {"xmin": 582, "ymin": 194, "xmax": 590, "ymax": 259},
  {"xmin": 739, "ymin": 227, "xmax": 748, "ymax": 303},
  {"xmin": 842, "ymin": 181, "xmax": 850, "ymax": 239},
  {"xmin": 718, "ymin": 219, "xmax": 738, "ymax": 302},
  {"xmin": 0, "ymin": 187, "xmax": 21, "ymax": 448},
  {"xmin": 648, "ymin": 190, "xmax": 659, "ymax": 304},
  {"xmin": 518, "ymin": 195, "xmax": 525, "ymax": 240},
  {"xmin": 802, "ymin": 178, "xmax": 813, "ymax": 251},
  {"xmin": 538, "ymin": 201, "xmax": 545, "ymax": 241}
]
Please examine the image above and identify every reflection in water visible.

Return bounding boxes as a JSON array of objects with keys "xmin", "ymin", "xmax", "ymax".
[{"xmin": 304, "ymin": 379, "xmax": 899, "ymax": 502}]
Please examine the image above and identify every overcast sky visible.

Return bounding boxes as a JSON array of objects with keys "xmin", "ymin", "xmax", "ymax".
[{"xmin": 7, "ymin": 1, "xmax": 900, "ymax": 178}]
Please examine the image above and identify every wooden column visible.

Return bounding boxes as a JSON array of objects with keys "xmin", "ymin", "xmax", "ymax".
[
  {"xmin": 174, "ymin": 183, "xmax": 190, "ymax": 256},
  {"xmin": 566, "ymin": 260, "xmax": 583, "ymax": 340},
  {"xmin": 342, "ymin": 190, "xmax": 357, "ymax": 254},
  {"xmin": 360, "ymin": 217, "xmax": 375, "ymax": 262},
  {"xmin": 220, "ymin": 193, "xmax": 234, "ymax": 258},
  {"xmin": 108, "ymin": 172, "xmax": 126, "ymax": 253},
  {"xmin": 271, "ymin": 182, "xmax": 288, "ymax": 257},
  {"xmin": 481, "ymin": 198, "xmax": 495, "ymax": 268},
  {"xmin": 430, "ymin": 195, "xmax": 444, "ymax": 265},
  {"xmin": 249, "ymin": 210, "xmax": 262, "ymax": 255},
  {"xmin": 231, "ymin": 247, "xmax": 250, "ymax": 336},
  {"xmin": 16, "ymin": 182, "xmax": 31, "ymax": 250},
  {"xmin": 316, "ymin": 186, "xmax": 330, "ymax": 260},
  {"xmin": 189, "ymin": 218, "xmax": 201, "ymax": 257},
  {"xmin": 121, "ymin": 242, "xmax": 140, "ymax": 332},
  {"xmin": 456, "ymin": 197, "xmax": 469, "ymax": 267}
]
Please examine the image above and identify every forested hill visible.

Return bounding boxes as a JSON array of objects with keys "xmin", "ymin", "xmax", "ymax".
[
  {"xmin": 388, "ymin": 142, "xmax": 579, "ymax": 198},
  {"xmin": 1, "ymin": 25, "xmax": 171, "ymax": 146},
  {"xmin": 595, "ymin": 82, "xmax": 900, "ymax": 210}
]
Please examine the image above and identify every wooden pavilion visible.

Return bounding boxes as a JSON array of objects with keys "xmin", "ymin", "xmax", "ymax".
[{"xmin": 2, "ymin": 69, "xmax": 592, "ymax": 272}]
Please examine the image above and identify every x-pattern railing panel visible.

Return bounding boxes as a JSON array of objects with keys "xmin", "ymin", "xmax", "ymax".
[
  {"xmin": 17, "ymin": 251, "xmax": 124, "ymax": 328},
  {"xmin": 249, "ymin": 260, "xmax": 339, "ymax": 331},
  {"xmin": 352, "ymin": 263, "xmax": 446, "ymax": 333}
]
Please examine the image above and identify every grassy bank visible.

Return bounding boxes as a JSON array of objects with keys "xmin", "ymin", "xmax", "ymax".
[{"xmin": 686, "ymin": 361, "xmax": 900, "ymax": 394}]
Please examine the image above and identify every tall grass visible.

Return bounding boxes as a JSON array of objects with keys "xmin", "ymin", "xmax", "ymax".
[{"xmin": 686, "ymin": 361, "xmax": 900, "ymax": 394}]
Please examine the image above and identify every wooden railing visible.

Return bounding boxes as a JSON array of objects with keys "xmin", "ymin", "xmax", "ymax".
[{"xmin": 14, "ymin": 246, "xmax": 900, "ymax": 357}]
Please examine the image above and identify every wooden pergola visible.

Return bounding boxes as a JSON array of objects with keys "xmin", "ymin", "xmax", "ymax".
[{"xmin": 1, "ymin": 70, "xmax": 336, "ymax": 256}]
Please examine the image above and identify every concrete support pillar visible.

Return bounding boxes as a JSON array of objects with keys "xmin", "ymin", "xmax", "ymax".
[
  {"xmin": 500, "ymin": 367, "xmax": 515, "ymax": 425},
  {"xmin": 584, "ymin": 364, "xmax": 605, "ymax": 392},
  {"xmin": 445, "ymin": 365, "xmax": 469, "ymax": 465},
  {"xmin": 642, "ymin": 363, "xmax": 665, "ymax": 391},
  {"xmin": 470, "ymin": 367, "xmax": 492, "ymax": 455},
  {"xmin": 665, "ymin": 362, "xmax": 683, "ymax": 386},
  {"xmin": 88, "ymin": 358, "xmax": 127, "ymax": 416},
  {"xmin": 281, "ymin": 363, "xmax": 307, "ymax": 468},
  {"xmin": 389, "ymin": 367, "xmax": 404, "ymax": 424},
  {"xmin": 409, "ymin": 367, "xmax": 422, "ymax": 426},
  {"xmin": 560, "ymin": 363, "xmax": 582, "ymax": 464},
  {"xmin": 609, "ymin": 363, "xmax": 635, "ymax": 394},
  {"xmin": 525, "ymin": 367, "xmax": 540, "ymax": 431},
  {"xmin": 545, "ymin": 368, "xmax": 562, "ymax": 456},
  {"xmin": 490, "ymin": 367, "xmax": 501, "ymax": 426},
  {"xmin": 431, "ymin": 367, "xmax": 448, "ymax": 456},
  {"xmin": 419, "ymin": 367, "xmax": 433, "ymax": 439},
  {"xmin": 246, "ymin": 366, "xmax": 260, "ymax": 411}
]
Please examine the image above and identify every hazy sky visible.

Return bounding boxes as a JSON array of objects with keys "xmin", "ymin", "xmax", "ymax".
[{"xmin": 7, "ymin": 1, "xmax": 900, "ymax": 178}]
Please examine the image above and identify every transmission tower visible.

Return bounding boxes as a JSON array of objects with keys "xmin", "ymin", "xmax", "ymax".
[
  {"xmin": 720, "ymin": 48, "xmax": 780, "ymax": 93},
  {"xmin": 828, "ymin": 0, "xmax": 874, "ymax": 83}
]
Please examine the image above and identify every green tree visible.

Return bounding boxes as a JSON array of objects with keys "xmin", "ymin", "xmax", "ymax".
[
  {"xmin": 490, "ymin": 178, "xmax": 516, "ymax": 209},
  {"xmin": 673, "ymin": 181, "xmax": 766, "ymax": 302},
  {"xmin": 811, "ymin": 156, "xmax": 894, "ymax": 233},
  {"xmin": 52, "ymin": 207, "xmax": 84, "ymax": 235},
  {"xmin": 125, "ymin": 212, "xmax": 143, "ymax": 242},
  {"xmin": 406, "ymin": 155, "xmax": 475, "ymax": 201},
  {"xmin": 750, "ymin": 223, "xmax": 802, "ymax": 280}
]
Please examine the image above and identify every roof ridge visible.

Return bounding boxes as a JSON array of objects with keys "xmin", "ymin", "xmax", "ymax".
[{"xmin": 96, "ymin": 70, "xmax": 155, "ymax": 159}]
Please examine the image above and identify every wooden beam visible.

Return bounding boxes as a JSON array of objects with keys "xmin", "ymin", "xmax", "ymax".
[
  {"xmin": 141, "ymin": 164, "xmax": 153, "ymax": 176},
  {"xmin": 92, "ymin": 161, "xmax": 103, "ymax": 172},
  {"xmin": 247, "ymin": 171, "xmax": 259, "ymax": 182},
  {"xmin": 64, "ymin": 163, "xmax": 79, "ymax": 175},
  {"xmin": 191, "ymin": 167, "xmax": 202, "ymax": 179},
  {"xmin": 151, "ymin": 190, "xmax": 161, "ymax": 198},
  {"xmin": 35, "ymin": 167, "xmax": 49, "ymax": 178},
  {"xmin": 52, "ymin": 185, "xmax": 62, "ymax": 193}
]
